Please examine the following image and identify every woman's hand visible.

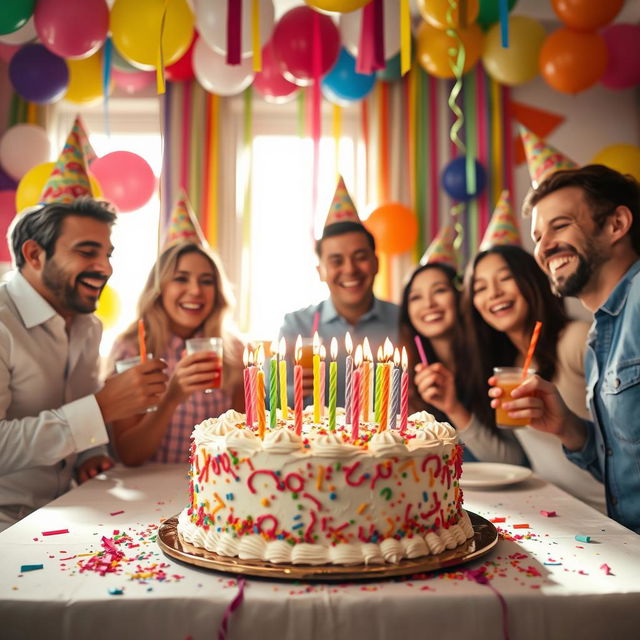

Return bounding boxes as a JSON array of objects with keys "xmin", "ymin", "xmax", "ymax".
[
  {"xmin": 414, "ymin": 362, "xmax": 458, "ymax": 416},
  {"xmin": 166, "ymin": 350, "xmax": 222, "ymax": 403}
]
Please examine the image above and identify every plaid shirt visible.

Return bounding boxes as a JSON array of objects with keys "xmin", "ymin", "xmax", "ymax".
[{"xmin": 110, "ymin": 333, "xmax": 232, "ymax": 464}]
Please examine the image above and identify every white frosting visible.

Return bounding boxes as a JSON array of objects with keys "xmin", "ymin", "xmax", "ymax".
[
  {"xmin": 262, "ymin": 428, "xmax": 303, "ymax": 454},
  {"xmin": 309, "ymin": 433, "xmax": 359, "ymax": 457},
  {"xmin": 368, "ymin": 430, "xmax": 407, "ymax": 457}
]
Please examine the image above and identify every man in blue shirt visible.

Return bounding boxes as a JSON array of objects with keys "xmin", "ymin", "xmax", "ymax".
[
  {"xmin": 279, "ymin": 177, "xmax": 399, "ymax": 405},
  {"xmin": 493, "ymin": 164, "xmax": 640, "ymax": 532}
]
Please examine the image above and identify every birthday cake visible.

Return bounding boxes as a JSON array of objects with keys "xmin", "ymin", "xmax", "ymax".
[{"xmin": 177, "ymin": 409, "xmax": 473, "ymax": 566}]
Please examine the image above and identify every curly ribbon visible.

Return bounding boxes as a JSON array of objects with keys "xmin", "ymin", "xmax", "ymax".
[
  {"xmin": 251, "ymin": 0, "xmax": 261, "ymax": 71},
  {"xmin": 226, "ymin": 0, "xmax": 242, "ymax": 65},
  {"xmin": 102, "ymin": 38, "xmax": 112, "ymax": 137},
  {"xmin": 217, "ymin": 578, "xmax": 246, "ymax": 640},
  {"xmin": 400, "ymin": 0, "xmax": 411, "ymax": 75},
  {"xmin": 156, "ymin": 0, "xmax": 168, "ymax": 94},
  {"xmin": 465, "ymin": 568, "xmax": 510, "ymax": 640}
]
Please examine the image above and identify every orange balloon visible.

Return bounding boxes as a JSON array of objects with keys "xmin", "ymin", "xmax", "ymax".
[
  {"xmin": 416, "ymin": 20, "xmax": 484, "ymax": 79},
  {"xmin": 417, "ymin": 0, "xmax": 479, "ymax": 30},
  {"xmin": 365, "ymin": 203, "xmax": 418, "ymax": 255},
  {"xmin": 540, "ymin": 28, "xmax": 608, "ymax": 95},
  {"xmin": 551, "ymin": 0, "xmax": 623, "ymax": 32}
]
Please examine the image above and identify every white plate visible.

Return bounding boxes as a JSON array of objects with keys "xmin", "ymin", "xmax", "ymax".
[{"xmin": 461, "ymin": 463, "xmax": 532, "ymax": 488}]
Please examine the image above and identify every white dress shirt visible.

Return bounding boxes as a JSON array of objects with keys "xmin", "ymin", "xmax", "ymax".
[{"xmin": 0, "ymin": 271, "xmax": 109, "ymax": 530}]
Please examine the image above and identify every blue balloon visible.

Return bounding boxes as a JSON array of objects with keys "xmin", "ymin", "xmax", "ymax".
[
  {"xmin": 441, "ymin": 157, "xmax": 487, "ymax": 202},
  {"xmin": 321, "ymin": 48, "xmax": 375, "ymax": 105},
  {"xmin": 9, "ymin": 43, "xmax": 68, "ymax": 104}
]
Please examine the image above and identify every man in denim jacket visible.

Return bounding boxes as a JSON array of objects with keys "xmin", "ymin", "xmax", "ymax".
[{"xmin": 491, "ymin": 165, "xmax": 640, "ymax": 533}]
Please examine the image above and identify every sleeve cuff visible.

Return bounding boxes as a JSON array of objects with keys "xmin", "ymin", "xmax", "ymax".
[
  {"xmin": 564, "ymin": 420, "xmax": 598, "ymax": 467},
  {"xmin": 61, "ymin": 395, "xmax": 109, "ymax": 453}
]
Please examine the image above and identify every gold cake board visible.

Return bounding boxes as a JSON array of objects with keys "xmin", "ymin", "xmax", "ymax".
[{"xmin": 157, "ymin": 511, "xmax": 499, "ymax": 581}]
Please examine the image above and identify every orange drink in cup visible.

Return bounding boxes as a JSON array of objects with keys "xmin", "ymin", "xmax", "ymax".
[
  {"xmin": 298, "ymin": 337, "xmax": 317, "ymax": 370},
  {"xmin": 186, "ymin": 337, "xmax": 223, "ymax": 392},
  {"xmin": 493, "ymin": 366, "xmax": 535, "ymax": 428}
]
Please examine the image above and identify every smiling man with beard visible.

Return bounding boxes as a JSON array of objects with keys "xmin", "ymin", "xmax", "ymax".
[
  {"xmin": 0, "ymin": 198, "xmax": 167, "ymax": 532},
  {"xmin": 489, "ymin": 165, "xmax": 640, "ymax": 533}
]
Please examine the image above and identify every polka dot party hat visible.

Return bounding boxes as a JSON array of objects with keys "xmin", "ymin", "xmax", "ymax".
[
  {"xmin": 420, "ymin": 224, "xmax": 458, "ymax": 271},
  {"xmin": 163, "ymin": 189, "xmax": 207, "ymax": 249},
  {"xmin": 520, "ymin": 124, "xmax": 577, "ymax": 188},
  {"xmin": 323, "ymin": 175, "xmax": 362, "ymax": 227}
]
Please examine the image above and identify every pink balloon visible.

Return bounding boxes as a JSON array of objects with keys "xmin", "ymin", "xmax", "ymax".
[
  {"xmin": 271, "ymin": 6, "xmax": 340, "ymax": 87},
  {"xmin": 253, "ymin": 40, "xmax": 300, "ymax": 103},
  {"xmin": 0, "ymin": 190, "xmax": 17, "ymax": 263},
  {"xmin": 90, "ymin": 152, "xmax": 156, "ymax": 213},
  {"xmin": 112, "ymin": 67, "xmax": 156, "ymax": 94},
  {"xmin": 601, "ymin": 24, "xmax": 640, "ymax": 90},
  {"xmin": 34, "ymin": 0, "xmax": 109, "ymax": 59}
]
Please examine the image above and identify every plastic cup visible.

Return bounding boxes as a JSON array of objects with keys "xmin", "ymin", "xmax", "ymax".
[
  {"xmin": 493, "ymin": 366, "xmax": 535, "ymax": 429},
  {"xmin": 185, "ymin": 337, "xmax": 223, "ymax": 392},
  {"xmin": 115, "ymin": 353, "xmax": 157, "ymax": 412},
  {"xmin": 297, "ymin": 337, "xmax": 318, "ymax": 370}
]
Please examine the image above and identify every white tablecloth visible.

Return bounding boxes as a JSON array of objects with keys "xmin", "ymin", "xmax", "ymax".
[{"xmin": 1, "ymin": 463, "xmax": 639, "ymax": 640}]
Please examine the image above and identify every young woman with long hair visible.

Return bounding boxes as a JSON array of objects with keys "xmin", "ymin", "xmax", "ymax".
[{"xmin": 107, "ymin": 242, "xmax": 244, "ymax": 466}]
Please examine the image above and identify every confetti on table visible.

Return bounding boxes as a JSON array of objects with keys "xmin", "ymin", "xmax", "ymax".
[
  {"xmin": 42, "ymin": 529, "xmax": 69, "ymax": 536},
  {"xmin": 108, "ymin": 587, "xmax": 124, "ymax": 595},
  {"xmin": 110, "ymin": 510, "xmax": 125, "ymax": 516},
  {"xmin": 575, "ymin": 535, "xmax": 591, "ymax": 543},
  {"xmin": 20, "ymin": 564, "xmax": 44, "ymax": 572},
  {"xmin": 513, "ymin": 524, "xmax": 530, "ymax": 529},
  {"xmin": 600, "ymin": 563, "xmax": 613, "ymax": 575},
  {"xmin": 490, "ymin": 517, "xmax": 506, "ymax": 523},
  {"xmin": 540, "ymin": 510, "xmax": 557, "ymax": 517},
  {"xmin": 543, "ymin": 562, "xmax": 562, "ymax": 566}
]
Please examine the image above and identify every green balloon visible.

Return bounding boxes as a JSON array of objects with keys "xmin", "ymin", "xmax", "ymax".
[
  {"xmin": 478, "ymin": 0, "xmax": 519, "ymax": 28},
  {"xmin": 0, "ymin": 0, "xmax": 35, "ymax": 36}
]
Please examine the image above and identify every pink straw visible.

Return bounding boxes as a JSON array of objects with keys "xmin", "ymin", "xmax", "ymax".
[
  {"xmin": 414, "ymin": 335, "xmax": 429, "ymax": 366},
  {"xmin": 311, "ymin": 311, "xmax": 320, "ymax": 337}
]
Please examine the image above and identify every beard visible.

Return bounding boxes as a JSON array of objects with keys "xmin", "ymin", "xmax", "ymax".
[
  {"xmin": 549, "ymin": 238, "xmax": 607, "ymax": 298},
  {"xmin": 42, "ymin": 258, "xmax": 106, "ymax": 315}
]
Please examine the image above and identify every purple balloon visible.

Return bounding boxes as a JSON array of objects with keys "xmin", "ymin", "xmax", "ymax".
[
  {"xmin": 0, "ymin": 165, "xmax": 17, "ymax": 191},
  {"xmin": 601, "ymin": 24, "xmax": 640, "ymax": 91},
  {"xmin": 9, "ymin": 43, "xmax": 68, "ymax": 103}
]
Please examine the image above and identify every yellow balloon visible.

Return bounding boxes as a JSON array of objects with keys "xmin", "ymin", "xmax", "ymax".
[
  {"xmin": 110, "ymin": 0, "xmax": 194, "ymax": 70},
  {"xmin": 592, "ymin": 144, "xmax": 640, "ymax": 181},
  {"xmin": 65, "ymin": 50, "xmax": 112, "ymax": 104},
  {"xmin": 95, "ymin": 284, "xmax": 120, "ymax": 329},
  {"xmin": 417, "ymin": 0, "xmax": 479, "ymax": 30},
  {"xmin": 416, "ymin": 20, "xmax": 484, "ymax": 79},
  {"xmin": 482, "ymin": 16, "xmax": 546, "ymax": 86},
  {"xmin": 304, "ymin": 0, "xmax": 371, "ymax": 11}
]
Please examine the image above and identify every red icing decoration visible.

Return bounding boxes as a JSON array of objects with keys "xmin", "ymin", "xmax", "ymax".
[
  {"xmin": 370, "ymin": 460, "xmax": 393, "ymax": 489},
  {"xmin": 343, "ymin": 461, "xmax": 368, "ymax": 487},
  {"xmin": 255, "ymin": 514, "xmax": 279, "ymax": 537},
  {"xmin": 247, "ymin": 470, "xmax": 284, "ymax": 494},
  {"xmin": 284, "ymin": 472, "xmax": 305, "ymax": 493}
]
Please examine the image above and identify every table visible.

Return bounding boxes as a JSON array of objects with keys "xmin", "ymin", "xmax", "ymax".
[{"xmin": 1, "ymin": 464, "xmax": 639, "ymax": 640}]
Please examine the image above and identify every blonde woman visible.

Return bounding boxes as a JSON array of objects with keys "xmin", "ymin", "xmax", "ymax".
[{"xmin": 107, "ymin": 242, "xmax": 244, "ymax": 466}]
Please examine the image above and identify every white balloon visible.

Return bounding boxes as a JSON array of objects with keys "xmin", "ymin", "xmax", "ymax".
[
  {"xmin": 193, "ymin": 38, "xmax": 254, "ymax": 97},
  {"xmin": 0, "ymin": 17, "xmax": 37, "ymax": 45},
  {"xmin": 340, "ymin": 0, "xmax": 400, "ymax": 61},
  {"xmin": 194, "ymin": 0, "xmax": 275, "ymax": 59},
  {"xmin": 0, "ymin": 124, "xmax": 51, "ymax": 181}
]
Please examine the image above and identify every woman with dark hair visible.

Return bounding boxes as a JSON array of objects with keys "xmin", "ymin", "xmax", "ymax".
[{"xmin": 460, "ymin": 245, "xmax": 605, "ymax": 511}]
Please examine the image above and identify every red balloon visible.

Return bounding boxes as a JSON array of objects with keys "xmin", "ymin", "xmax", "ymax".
[
  {"xmin": 112, "ymin": 67, "xmax": 156, "ymax": 94},
  {"xmin": 90, "ymin": 151, "xmax": 156, "ymax": 213},
  {"xmin": 166, "ymin": 33, "xmax": 197, "ymax": 82},
  {"xmin": 540, "ymin": 28, "xmax": 608, "ymax": 95},
  {"xmin": 271, "ymin": 6, "xmax": 340, "ymax": 87},
  {"xmin": 365, "ymin": 203, "xmax": 418, "ymax": 255},
  {"xmin": 253, "ymin": 40, "xmax": 300, "ymax": 103}
]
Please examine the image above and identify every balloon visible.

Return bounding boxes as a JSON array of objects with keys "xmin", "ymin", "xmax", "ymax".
[
  {"xmin": 340, "ymin": 0, "xmax": 400, "ymax": 61},
  {"xmin": 165, "ymin": 33, "xmax": 197, "ymax": 82},
  {"xmin": 0, "ymin": 190, "xmax": 18, "ymax": 263},
  {"xmin": 365, "ymin": 203, "xmax": 418, "ymax": 254},
  {"xmin": 304, "ymin": 0, "xmax": 371, "ymax": 11},
  {"xmin": 322, "ymin": 48, "xmax": 375, "ymax": 105},
  {"xmin": 271, "ymin": 7, "xmax": 340, "ymax": 87},
  {"xmin": 441, "ymin": 157, "xmax": 487, "ymax": 202},
  {"xmin": 600, "ymin": 24, "xmax": 640, "ymax": 91},
  {"xmin": 16, "ymin": 161, "xmax": 103, "ymax": 211},
  {"xmin": 482, "ymin": 16, "xmax": 545, "ymax": 86},
  {"xmin": 0, "ymin": 0, "xmax": 34, "ymax": 36},
  {"xmin": 194, "ymin": 0, "xmax": 274, "ymax": 59},
  {"xmin": 90, "ymin": 151, "xmax": 156, "ymax": 213},
  {"xmin": 551, "ymin": 0, "xmax": 623, "ymax": 32},
  {"xmin": 111, "ymin": 41, "xmax": 140, "ymax": 72},
  {"xmin": 34, "ymin": 0, "xmax": 108, "ymax": 59},
  {"xmin": 540, "ymin": 28, "xmax": 608, "ymax": 95},
  {"xmin": 110, "ymin": 0, "xmax": 194, "ymax": 70},
  {"xmin": 253, "ymin": 40, "xmax": 300, "ymax": 104},
  {"xmin": 95, "ymin": 284, "xmax": 120, "ymax": 329},
  {"xmin": 0, "ymin": 16, "xmax": 36, "ymax": 44},
  {"xmin": 416, "ymin": 20, "xmax": 484, "ymax": 79},
  {"xmin": 592, "ymin": 145, "xmax": 640, "ymax": 181},
  {"xmin": 417, "ymin": 0, "xmax": 479, "ymax": 30},
  {"xmin": 193, "ymin": 38, "xmax": 254, "ymax": 97},
  {"xmin": 65, "ymin": 49, "xmax": 111, "ymax": 104},
  {"xmin": 9, "ymin": 43, "xmax": 68, "ymax": 103},
  {"xmin": 477, "ymin": 0, "xmax": 518, "ymax": 28},
  {"xmin": 112, "ymin": 67, "xmax": 156, "ymax": 94},
  {"xmin": 0, "ymin": 124, "xmax": 51, "ymax": 181}
]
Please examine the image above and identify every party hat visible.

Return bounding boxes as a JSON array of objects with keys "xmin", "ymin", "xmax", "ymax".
[
  {"xmin": 520, "ymin": 125, "xmax": 578, "ymax": 188},
  {"xmin": 419, "ymin": 224, "xmax": 457, "ymax": 270},
  {"xmin": 163, "ymin": 189, "xmax": 207, "ymax": 250},
  {"xmin": 324, "ymin": 175, "xmax": 362, "ymax": 227},
  {"xmin": 479, "ymin": 190, "xmax": 522, "ymax": 250},
  {"xmin": 40, "ymin": 119, "xmax": 95, "ymax": 204},
  {"xmin": 74, "ymin": 115, "xmax": 97, "ymax": 166}
]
